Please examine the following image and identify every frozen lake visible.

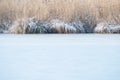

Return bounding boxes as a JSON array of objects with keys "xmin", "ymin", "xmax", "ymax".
[{"xmin": 0, "ymin": 34, "xmax": 120, "ymax": 80}]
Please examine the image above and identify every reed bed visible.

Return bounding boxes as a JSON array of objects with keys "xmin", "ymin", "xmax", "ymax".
[{"xmin": 0, "ymin": 0, "xmax": 120, "ymax": 33}]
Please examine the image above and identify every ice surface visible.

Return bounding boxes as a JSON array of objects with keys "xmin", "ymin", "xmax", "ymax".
[{"xmin": 0, "ymin": 34, "xmax": 120, "ymax": 80}]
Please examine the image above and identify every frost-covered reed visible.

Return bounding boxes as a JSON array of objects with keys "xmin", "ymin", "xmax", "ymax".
[
  {"xmin": 94, "ymin": 23, "xmax": 120, "ymax": 33},
  {"xmin": 8, "ymin": 18, "xmax": 86, "ymax": 34}
]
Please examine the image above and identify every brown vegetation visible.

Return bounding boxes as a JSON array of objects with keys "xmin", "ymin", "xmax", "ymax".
[{"xmin": 0, "ymin": 0, "xmax": 120, "ymax": 33}]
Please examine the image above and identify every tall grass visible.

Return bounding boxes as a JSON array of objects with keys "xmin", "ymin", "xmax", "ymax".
[{"xmin": 0, "ymin": 0, "xmax": 120, "ymax": 30}]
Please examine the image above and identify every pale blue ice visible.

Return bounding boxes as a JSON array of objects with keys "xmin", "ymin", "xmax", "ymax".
[{"xmin": 0, "ymin": 34, "xmax": 120, "ymax": 80}]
